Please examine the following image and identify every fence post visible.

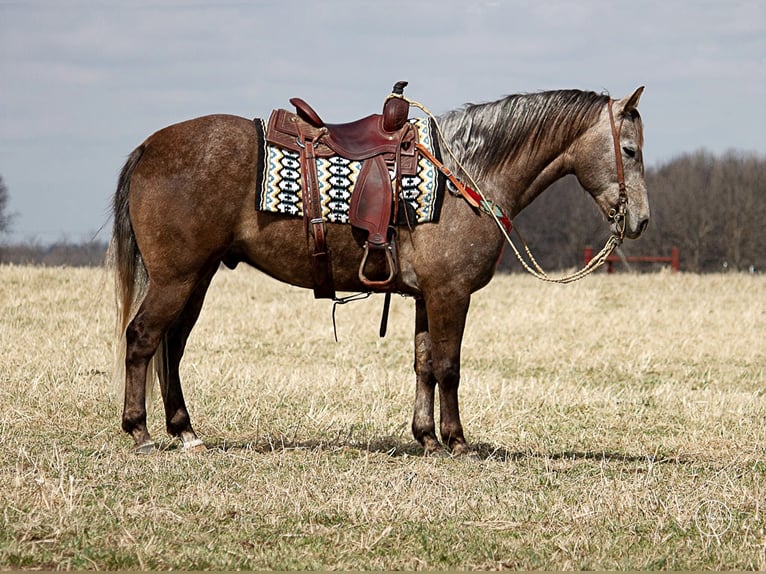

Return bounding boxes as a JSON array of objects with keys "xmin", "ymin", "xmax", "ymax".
[
  {"xmin": 671, "ymin": 246, "xmax": 680, "ymax": 272},
  {"xmin": 584, "ymin": 246, "xmax": 680, "ymax": 272},
  {"xmin": 584, "ymin": 246, "xmax": 594, "ymax": 266}
]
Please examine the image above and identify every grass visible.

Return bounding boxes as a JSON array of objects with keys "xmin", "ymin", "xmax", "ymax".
[{"xmin": 1, "ymin": 264, "xmax": 764, "ymax": 569}]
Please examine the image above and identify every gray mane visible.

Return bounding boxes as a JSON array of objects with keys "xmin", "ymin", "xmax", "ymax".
[{"xmin": 437, "ymin": 89, "xmax": 609, "ymax": 179}]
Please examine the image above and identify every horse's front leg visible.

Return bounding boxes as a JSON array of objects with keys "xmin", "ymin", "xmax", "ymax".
[
  {"xmin": 413, "ymin": 290, "xmax": 473, "ymax": 456},
  {"xmin": 412, "ymin": 298, "xmax": 441, "ymax": 455},
  {"xmin": 429, "ymin": 291, "xmax": 472, "ymax": 456}
]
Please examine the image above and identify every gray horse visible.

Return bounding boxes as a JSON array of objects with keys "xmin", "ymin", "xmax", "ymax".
[{"xmin": 111, "ymin": 86, "xmax": 648, "ymax": 455}]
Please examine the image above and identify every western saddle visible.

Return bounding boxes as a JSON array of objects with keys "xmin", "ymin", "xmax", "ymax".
[{"xmin": 265, "ymin": 81, "xmax": 418, "ymax": 299}]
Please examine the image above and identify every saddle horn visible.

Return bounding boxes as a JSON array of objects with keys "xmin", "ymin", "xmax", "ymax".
[{"xmin": 383, "ymin": 80, "xmax": 410, "ymax": 132}]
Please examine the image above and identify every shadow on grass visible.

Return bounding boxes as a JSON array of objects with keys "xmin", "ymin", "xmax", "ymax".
[
  {"xmin": 203, "ymin": 434, "xmax": 425, "ymax": 457},
  {"xmin": 181, "ymin": 435, "xmax": 689, "ymax": 466}
]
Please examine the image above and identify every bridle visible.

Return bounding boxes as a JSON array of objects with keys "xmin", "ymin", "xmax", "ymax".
[{"xmin": 607, "ymin": 98, "xmax": 628, "ymax": 240}]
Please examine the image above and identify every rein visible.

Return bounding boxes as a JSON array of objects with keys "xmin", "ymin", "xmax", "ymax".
[{"xmin": 398, "ymin": 94, "xmax": 628, "ymax": 284}]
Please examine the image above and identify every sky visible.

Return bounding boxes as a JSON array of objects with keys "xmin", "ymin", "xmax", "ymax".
[{"xmin": 1, "ymin": 0, "xmax": 764, "ymax": 244}]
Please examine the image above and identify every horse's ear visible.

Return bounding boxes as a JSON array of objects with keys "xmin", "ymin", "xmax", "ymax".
[{"xmin": 617, "ymin": 86, "xmax": 644, "ymax": 115}]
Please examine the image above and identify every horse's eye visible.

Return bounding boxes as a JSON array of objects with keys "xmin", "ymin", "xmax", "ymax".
[{"xmin": 623, "ymin": 146, "xmax": 636, "ymax": 158}]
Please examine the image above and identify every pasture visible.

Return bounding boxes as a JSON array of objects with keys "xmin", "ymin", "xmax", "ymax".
[{"xmin": 1, "ymin": 264, "xmax": 764, "ymax": 569}]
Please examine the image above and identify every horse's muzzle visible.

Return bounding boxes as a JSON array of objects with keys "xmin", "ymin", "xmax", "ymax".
[{"xmin": 621, "ymin": 215, "xmax": 649, "ymax": 240}]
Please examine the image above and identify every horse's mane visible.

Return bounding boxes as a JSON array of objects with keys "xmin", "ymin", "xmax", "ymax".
[{"xmin": 437, "ymin": 89, "xmax": 611, "ymax": 178}]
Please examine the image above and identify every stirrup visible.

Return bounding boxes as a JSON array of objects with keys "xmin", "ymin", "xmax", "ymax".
[{"xmin": 358, "ymin": 242, "xmax": 397, "ymax": 288}]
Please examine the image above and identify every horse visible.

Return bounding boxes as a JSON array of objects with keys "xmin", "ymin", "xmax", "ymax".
[{"xmin": 110, "ymin": 86, "xmax": 649, "ymax": 456}]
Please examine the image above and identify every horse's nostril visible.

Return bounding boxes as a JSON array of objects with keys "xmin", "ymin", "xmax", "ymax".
[{"xmin": 638, "ymin": 218, "xmax": 649, "ymax": 235}]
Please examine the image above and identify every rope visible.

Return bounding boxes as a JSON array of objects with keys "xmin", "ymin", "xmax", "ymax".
[{"xmin": 391, "ymin": 94, "xmax": 623, "ymax": 284}]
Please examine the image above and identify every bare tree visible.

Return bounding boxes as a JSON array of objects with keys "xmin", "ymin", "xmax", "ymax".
[
  {"xmin": 497, "ymin": 151, "xmax": 765, "ymax": 273},
  {"xmin": 0, "ymin": 175, "xmax": 10, "ymax": 237},
  {"xmin": 644, "ymin": 151, "xmax": 766, "ymax": 272},
  {"xmin": 718, "ymin": 151, "xmax": 765, "ymax": 271},
  {"xmin": 643, "ymin": 152, "xmax": 716, "ymax": 272}
]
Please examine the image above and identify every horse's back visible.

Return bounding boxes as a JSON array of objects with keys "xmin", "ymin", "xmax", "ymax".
[{"xmin": 141, "ymin": 114, "xmax": 259, "ymax": 166}]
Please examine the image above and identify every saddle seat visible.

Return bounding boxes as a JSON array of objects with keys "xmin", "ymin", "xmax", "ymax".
[{"xmin": 290, "ymin": 96, "xmax": 412, "ymax": 161}]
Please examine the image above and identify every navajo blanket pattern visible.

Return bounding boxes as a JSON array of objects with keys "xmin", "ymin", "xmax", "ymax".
[{"xmin": 254, "ymin": 117, "xmax": 445, "ymax": 224}]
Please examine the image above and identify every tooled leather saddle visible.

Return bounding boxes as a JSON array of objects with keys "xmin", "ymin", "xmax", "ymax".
[{"xmin": 264, "ymin": 81, "xmax": 418, "ymax": 299}]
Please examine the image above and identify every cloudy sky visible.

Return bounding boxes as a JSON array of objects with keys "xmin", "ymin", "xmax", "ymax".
[{"xmin": 1, "ymin": 0, "xmax": 764, "ymax": 243}]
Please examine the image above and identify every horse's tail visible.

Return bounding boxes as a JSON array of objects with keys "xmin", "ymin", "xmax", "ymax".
[{"xmin": 108, "ymin": 145, "xmax": 157, "ymax": 402}]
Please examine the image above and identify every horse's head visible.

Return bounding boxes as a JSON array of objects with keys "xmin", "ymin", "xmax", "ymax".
[{"xmin": 574, "ymin": 87, "xmax": 649, "ymax": 240}]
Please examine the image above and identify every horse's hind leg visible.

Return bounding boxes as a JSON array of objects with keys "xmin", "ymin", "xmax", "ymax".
[
  {"xmin": 121, "ymin": 277, "xmax": 203, "ymax": 453},
  {"xmin": 157, "ymin": 267, "xmax": 217, "ymax": 451}
]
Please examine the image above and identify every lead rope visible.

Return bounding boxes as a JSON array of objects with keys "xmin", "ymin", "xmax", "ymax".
[{"xmin": 389, "ymin": 94, "xmax": 625, "ymax": 284}]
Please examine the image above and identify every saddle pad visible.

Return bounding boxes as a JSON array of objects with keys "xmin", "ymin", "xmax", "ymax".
[{"xmin": 254, "ymin": 117, "xmax": 445, "ymax": 224}]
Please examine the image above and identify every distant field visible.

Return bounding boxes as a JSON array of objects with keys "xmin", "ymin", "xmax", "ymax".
[{"xmin": 1, "ymin": 265, "xmax": 764, "ymax": 569}]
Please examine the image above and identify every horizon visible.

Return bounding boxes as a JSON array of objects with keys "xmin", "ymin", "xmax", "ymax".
[{"xmin": 1, "ymin": 0, "xmax": 764, "ymax": 243}]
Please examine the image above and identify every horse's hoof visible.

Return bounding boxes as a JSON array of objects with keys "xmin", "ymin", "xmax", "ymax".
[
  {"xmin": 427, "ymin": 449, "xmax": 451, "ymax": 458},
  {"xmin": 449, "ymin": 442, "xmax": 480, "ymax": 459},
  {"xmin": 453, "ymin": 450, "xmax": 481, "ymax": 460},
  {"xmin": 421, "ymin": 436, "xmax": 447, "ymax": 457},
  {"xmin": 134, "ymin": 440, "xmax": 156, "ymax": 455},
  {"xmin": 181, "ymin": 437, "xmax": 206, "ymax": 453},
  {"xmin": 423, "ymin": 445, "xmax": 449, "ymax": 458}
]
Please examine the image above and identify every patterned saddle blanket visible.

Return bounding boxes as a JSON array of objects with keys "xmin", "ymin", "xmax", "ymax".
[{"xmin": 253, "ymin": 117, "xmax": 445, "ymax": 225}]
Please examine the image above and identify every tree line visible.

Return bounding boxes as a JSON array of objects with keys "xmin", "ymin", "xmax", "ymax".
[
  {"xmin": 1, "ymin": 239, "xmax": 108, "ymax": 267},
  {"xmin": 1, "ymin": 150, "xmax": 764, "ymax": 272},
  {"xmin": 0, "ymin": 174, "xmax": 109, "ymax": 266},
  {"xmin": 501, "ymin": 149, "xmax": 765, "ymax": 273}
]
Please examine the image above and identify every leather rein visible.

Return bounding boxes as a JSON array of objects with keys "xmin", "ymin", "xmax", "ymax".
[{"xmin": 405, "ymin": 95, "xmax": 632, "ymax": 284}]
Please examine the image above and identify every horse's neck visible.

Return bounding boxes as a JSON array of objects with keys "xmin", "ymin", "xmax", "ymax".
[
  {"xmin": 462, "ymin": 141, "xmax": 574, "ymax": 218},
  {"xmin": 505, "ymin": 149, "xmax": 574, "ymax": 217},
  {"xmin": 437, "ymin": 104, "xmax": 580, "ymax": 218}
]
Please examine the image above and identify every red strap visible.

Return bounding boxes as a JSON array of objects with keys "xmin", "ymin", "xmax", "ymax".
[
  {"xmin": 415, "ymin": 142, "xmax": 512, "ymax": 233},
  {"xmin": 415, "ymin": 143, "xmax": 480, "ymax": 208}
]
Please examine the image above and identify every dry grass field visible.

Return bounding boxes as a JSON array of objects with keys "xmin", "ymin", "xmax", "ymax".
[{"xmin": 1, "ymin": 264, "xmax": 764, "ymax": 569}]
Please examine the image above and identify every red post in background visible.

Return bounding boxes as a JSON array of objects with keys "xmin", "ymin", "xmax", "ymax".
[
  {"xmin": 584, "ymin": 246, "xmax": 615, "ymax": 273},
  {"xmin": 671, "ymin": 246, "xmax": 680, "ymax": 272},
  {"xmin": 584, "ymin": 247, "xmax": 679, "ymax": 273}
]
